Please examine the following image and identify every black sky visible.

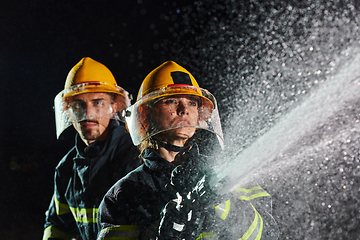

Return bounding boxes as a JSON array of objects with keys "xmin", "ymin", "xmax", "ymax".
[
  {"xmin": 0, "ymin": 1, "xmax": 194, "ymax": 238},
  {"xmin": 4, "ymin": 0, "xmax": 360, "ymax": 239}
]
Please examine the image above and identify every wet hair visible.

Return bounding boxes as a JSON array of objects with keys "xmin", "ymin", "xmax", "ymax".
[
  {"xmin": 139, "ymin": 138, "xmax": 159, "ymax": 163},
  {"xmin": 107, "ymin": 93, "xmax": 119, "ymax": 103}
]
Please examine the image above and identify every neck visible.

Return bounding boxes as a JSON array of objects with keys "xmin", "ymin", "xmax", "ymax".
[
  {"xmin": 158, "ymin": 146, "xmax": 179, "ymax": 163},
  {"xmin": 155, "ymin": 137, "xmax": 188, "ymax": 163}
]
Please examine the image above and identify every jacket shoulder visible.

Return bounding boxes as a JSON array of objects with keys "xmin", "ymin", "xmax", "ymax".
[
  {"xmin": 112, "ymin": 125, "xmax": 138, "ymax": 152},
  {"xmin": 55, "ymin": 146, "xmax": 76, "ymax": 174},
  {"xmin": 110, "ymin": 125, "xmax": 141, "ymax": 168},
  {"xmin": 108, "ymin": 164, "xmax": 152, "ymax": 197}
]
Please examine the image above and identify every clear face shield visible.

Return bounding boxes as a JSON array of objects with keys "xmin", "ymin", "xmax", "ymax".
[
  {"xmin": 126, "ymin": 85, "xmax": 224, "ymax": 149},
  {"xmin": 54, "ymin": 82, "xmax": 131, "ymax": 139}
]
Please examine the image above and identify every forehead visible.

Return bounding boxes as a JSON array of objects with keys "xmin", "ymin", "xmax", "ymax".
[
  {"xmin": 68, "ymin": 92, "xmax": 111, "ymax": 102},
  {"xmin": 159, "ymin": 94, "xmax": 199, "ymax": 101}
]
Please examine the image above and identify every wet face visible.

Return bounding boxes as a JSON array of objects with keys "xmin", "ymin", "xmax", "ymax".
[
  {"xmin": 67, "ymin": 92, "xmax": 115, "ymax": 145},
  {"xmin": 154, "ymin": 95, "xmax": 199, "ymax": 146}
]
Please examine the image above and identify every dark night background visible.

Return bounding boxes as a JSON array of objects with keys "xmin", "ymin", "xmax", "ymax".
[
  {"xmin": 3, "ymin": 0, "xmax": 360, "ymax": 239},
  {"xmin": 0, "ymin": 1, "xmax": 195, "ymax": 238}
]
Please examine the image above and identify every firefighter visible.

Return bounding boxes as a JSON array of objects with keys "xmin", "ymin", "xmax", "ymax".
[
  {"xmin": 96, "ymin": 61, "xmax": 278, "ymax": 239},
  {"xmin": 43, "ymin": 57, "xmax": 141, "ymax": 240}
]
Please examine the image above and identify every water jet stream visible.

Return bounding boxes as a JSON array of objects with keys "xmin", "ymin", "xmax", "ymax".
[{"xmin": 215, "ymin": 54, "xmax": 360, "ymax": 192}]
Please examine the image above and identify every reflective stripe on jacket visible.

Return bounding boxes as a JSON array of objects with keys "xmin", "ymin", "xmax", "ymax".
[
  {"xmin": 196, "ymin": 232, "xmax": 217, "ymax": 239},
  {"xmin": 43, "ymin": 226, "xmax": 75, "ymax": 240},
  {"xmin": 52, "ymin": 191, "xmax": 98, "ymax": 223},
  {"xmin": 211, "ymin": 186, "xmax": 278, "ymax": 240}
]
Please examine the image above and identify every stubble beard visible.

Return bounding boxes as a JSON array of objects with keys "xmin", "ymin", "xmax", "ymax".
[{"xmin": 80, "ymin": 127, "xmax": 101, "ymax": 142}]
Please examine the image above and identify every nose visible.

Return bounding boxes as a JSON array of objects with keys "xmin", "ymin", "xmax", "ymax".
[
  {"xmin": 86, "ymin": 104, "xmax": 97, "ymax": 118},
  {"xmin": 176, "ymin": 100, "xmax": 188, "ymax": 115}
]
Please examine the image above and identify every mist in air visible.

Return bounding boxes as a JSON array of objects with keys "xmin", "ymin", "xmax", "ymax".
[{"xmin": 163, "ymin": 0, "xmax": 360, "ymax": 238}]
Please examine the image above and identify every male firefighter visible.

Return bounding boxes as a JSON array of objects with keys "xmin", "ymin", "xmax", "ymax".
[{"xmin": 43, "ymin": 57, "xmax": 141, "ymax": 240}]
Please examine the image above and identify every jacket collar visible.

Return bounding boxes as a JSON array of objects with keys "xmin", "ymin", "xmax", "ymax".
[{"xmin": 142, "ymin": 148, "xmax": 175, "ymax": 173}]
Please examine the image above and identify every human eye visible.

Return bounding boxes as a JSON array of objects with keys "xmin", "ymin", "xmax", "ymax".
[
  {"xmin": 71, "ymin": 101, "xmax": 83, "ymax": 111},
  {"xmin": 188, "ymin": 97, "xmax": 199, "ymax": 107},
  {"xmin": 164, "ymin": 98, "xmax": 177, "ymax": 105},
  {"xmin": 93, "ymin": 99, "xmax": 105, "ymax": 107},
  {"xmin": 189, "ymin": 100, "xmax": 198, "ymax": 107}
]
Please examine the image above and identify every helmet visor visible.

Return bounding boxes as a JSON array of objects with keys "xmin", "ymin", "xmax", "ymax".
[
  {"xmin": 54, "ymin": 88, "xmax": 131, "ymax": 139},
  {"xmin": 126, "ymin": 85, "xmax": 224, "ymax": 148}
]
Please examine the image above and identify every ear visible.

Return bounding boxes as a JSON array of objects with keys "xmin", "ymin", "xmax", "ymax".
[
  {"xmin": 111, "ymin": 94, "xmax": 130, "ymax": 114},
  {"xmin": 111, "ymin": 101, "xmax": 120, "ymax": 114}
]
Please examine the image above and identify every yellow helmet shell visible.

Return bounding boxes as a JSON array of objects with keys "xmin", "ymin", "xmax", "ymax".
[
  {"xmin": 63, "ymin": 57, "xmax": 122, "ymax": 98},
  {"xmin": 137, "ymin": 61, "xmax": 198, "ymax": 99},
  {"xmin": 137, "ymin": 61, "xmax": 213, "ymax": 109}
]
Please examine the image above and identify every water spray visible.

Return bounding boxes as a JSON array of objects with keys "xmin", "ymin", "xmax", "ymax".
[{"xmin": 212, "ymin": 54, "xmax": 360, "ymax": 193}]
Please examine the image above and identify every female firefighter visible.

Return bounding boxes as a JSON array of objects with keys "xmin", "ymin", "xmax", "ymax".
[{"xmin": 97, "ymin": 61, "xmax": 278, "ymax": 240}]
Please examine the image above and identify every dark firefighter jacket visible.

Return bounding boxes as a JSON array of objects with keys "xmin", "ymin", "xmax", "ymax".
[
  {"xmin": 97, "ymin": 148, "xmax": 279, "ymax": 240},
  {"xmin": 43, "ymin": 120, "xmax": 141, "ymax": 240}
]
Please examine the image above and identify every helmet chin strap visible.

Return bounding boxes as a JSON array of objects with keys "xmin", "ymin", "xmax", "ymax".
[{"xmin": 153, "ymin": 137, "xmax": 191, "ymax": 152}]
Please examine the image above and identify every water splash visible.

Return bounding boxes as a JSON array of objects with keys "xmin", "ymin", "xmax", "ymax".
[
  {"xmin": 217, "ymin": 54, "xmax": 360, "ymax": 188},
  {"xmin": 163, "ymin": 0, "xmax": 360, "ymax": 238}
]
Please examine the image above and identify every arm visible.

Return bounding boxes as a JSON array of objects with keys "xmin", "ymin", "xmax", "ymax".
[
  {"xmin": 212, "ymin": 186, "xmax": 279, "ymax": 240},
  {"xmin": 97, "ymin": 179, "xmax": 142, "ymax": 240},
  {"xmin": 43, "ymin": 169, "xmax": 79, "ymax": 240}
]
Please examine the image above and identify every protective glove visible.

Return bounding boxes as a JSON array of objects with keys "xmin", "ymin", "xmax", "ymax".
[
  {"xmin": 168, "ymin": 146, "xmax": 221, "ymax": 209},
  {"xmin": 157, "ymin": 189, "xmax": 206, "ymax": 240},
  {"xmin": 156, "ymin": 149, "xmax": 214, "ymax": 239}
]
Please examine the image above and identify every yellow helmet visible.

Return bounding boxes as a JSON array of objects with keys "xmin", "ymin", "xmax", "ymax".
[
  {"xmin": 63, "ymin": 57, "xmax": 125, "ymax": 98},
  {"xmin": 126, "ymin": 61, "xmax": 224, "ymax": 147},
  {"xmin": 54, "ymin": 57, "xmax": 131, "ymax": 139},
  {"xmin": 137, "ymin": 61, "xmax": 213, "ymax": 110}
]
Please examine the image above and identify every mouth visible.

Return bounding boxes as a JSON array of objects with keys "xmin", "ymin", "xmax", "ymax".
[
  {"xmin": 173, "ymin": 120, "xmax": 192, "ymax": 127},
  {"xmin": 79, "ymin": 120, "xmax": 99, "ymax": 128}
]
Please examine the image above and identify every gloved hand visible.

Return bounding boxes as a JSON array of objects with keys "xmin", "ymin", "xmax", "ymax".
[
  {"xmin": 157, "ymin": 169, "xmax": 230, "ymax": 239},
  {"xmin": 157, "ymin": 145, "xmax": 215, "ymax": 239},
  {"xmin": 168, "ymin": 145, "xmax": 219, "ymax": 209},
  {"xmin": 157, "ymin": 188, "xmax": 205, "ymax": 240},
  {"xmin": 157, "ymin": 199, "xmax": 189, "ymax": 240}
]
